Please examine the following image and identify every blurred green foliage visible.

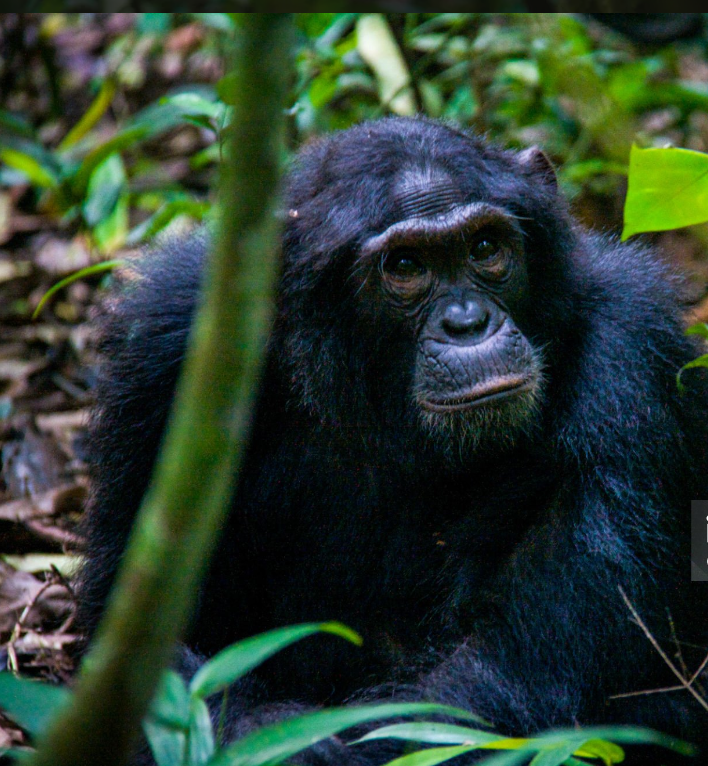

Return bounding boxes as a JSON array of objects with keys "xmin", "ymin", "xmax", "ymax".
[
  {"xmin": 2, "ymin": 12, "xmax": 708, "ymax": 251},
  {"xmin": 0, "ymin": 622, "xmax": 690, "ymax": 765}
]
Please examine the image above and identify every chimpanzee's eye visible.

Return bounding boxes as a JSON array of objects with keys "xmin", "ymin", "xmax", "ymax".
[
  {"xmin": 384, "ymin": 251, "xmax": 427, "ymax": 279},
  {"xmin": 471, "ymin": 238, "xmax": 499, "ymax": 262}
]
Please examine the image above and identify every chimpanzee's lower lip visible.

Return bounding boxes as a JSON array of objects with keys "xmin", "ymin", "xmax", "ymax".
[{"xmin": 420, "ymin": 376, "xmax": 531, "ymax": 412}]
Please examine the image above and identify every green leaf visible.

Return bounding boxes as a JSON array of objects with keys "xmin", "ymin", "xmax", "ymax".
[
  {"xmin": 680, "ymin": 354, "xmax": 708, "ymax": 372},
  {"xmin": 190, "ymin": 622, "xmax": 361, "ymax": 699},
  {"xmin": 583, "ymin": 725, "xmax": 693, "ymax": 755},
  {"xmin": 149, "ymin": 670, "xmax": 191, "ymax": 729},
  {"xmin": 72, "ymin": 92, "xmax": 218, "ymax": 194},
  {"xmin": 138, "ymin": 13, "xmax": 172, "ymax": 34},
  {"xmin": 93, "ymin": 192, "xmax": 129, "ymax": 253},
  {"xmin": 529, "ymin": 742, "xmax": 578, "ymax": 766},
  {"xmin": 515, "ymin": 726, "xmax": 690, "ymax": 760},
  {"xmin": 355, "ymin": 722, "xmax": 497, "ymax": 746},
  {"xmin": 0, "ymin": 147, "xmax": 58, "ymax": 189},
  {"xmin": 381, "ymin": 744, "xmax": 477, "ymax": 766},
  {"xmin": 83, "ymin": 153, "xmax": 126, "ymax": 227},
  {"xmin": 144, "ymin": 672, "xmax": 192, "ymax": 766},
  {"xmin": 623, "ymin": 145, "xmax": 708, "ymax": 239},
  {"xmin": 207, "ymin": 703, "xmax": 478, "ymax": 766},
  {"xmin": 72, "ymin": 125, "xmax": 149, "ymax": 194},
  {"xmin": 131, "ymin": 92, "xmax": 220, "ymax": 134},
  {"xmin": 33, "ymin": 260, "xmax": 124, "ymax": 319},
  {"xmin": 0, "ymin": 673, "xmax": 71, "ymax": 739},
  {"xmin": 143, "ymin": 717, "xmax": 186, "ymax": 766},
  {"xmin": 296, "ymin": 13, "xmax": 338, "ymax": 38},
  {"xmin": 678, "ymin": 353, "xmax": 708, "ymax": 391},
  {"xmin": 59, "ymin": 79, "xmax": 116, "ymax": 151},
  {"xmin": 573, "ymin": 738, "xmax": 624, "ymax": 764},
  {"xmin": 160, "ymin": 93, "xmax": 226, "ymax": 126},
  {"xmin": 454, "ymin": 750, "xmax": 532, "ymax": 766},
  {"xmin": 686, "ymin": 322, "xmax": 708, "ymax": 340},
  {"xmin": 127, "ymin": 198, "xmax": 210, "ymax": 245},
  {"xmin": 188, "ymin": 697, "xmax": 216, "ymax": 766}
]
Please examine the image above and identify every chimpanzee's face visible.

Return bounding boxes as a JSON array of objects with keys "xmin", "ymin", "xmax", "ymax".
[{"xmin": 356, "ymin": 163, "xmax": 544, "ymax": 451}]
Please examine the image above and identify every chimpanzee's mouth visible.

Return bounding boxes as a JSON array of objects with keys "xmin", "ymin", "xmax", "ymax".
[{"xmin": 420, "ymin": 376, "xmax": 532, "ymax": 413}]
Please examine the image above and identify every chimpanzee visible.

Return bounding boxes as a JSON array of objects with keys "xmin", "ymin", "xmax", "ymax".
[{"xmin": 78, "ymin": 117, "xmax": 708, "ymax": 764}]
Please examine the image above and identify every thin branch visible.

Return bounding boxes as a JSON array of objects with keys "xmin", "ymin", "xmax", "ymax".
[{"xmin": 618, "ymin": 586, "xmax": 708, "ymax": 713}]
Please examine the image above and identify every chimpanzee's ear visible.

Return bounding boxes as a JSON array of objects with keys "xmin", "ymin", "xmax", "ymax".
[{"xmin": 517, "ymin": 146, "xmax": 557, "ymax": 191}]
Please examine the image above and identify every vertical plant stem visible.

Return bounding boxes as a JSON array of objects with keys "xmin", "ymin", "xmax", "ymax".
[{"xmin": 28, "ymin": 14, "xmax": 293, "ymax": 766}]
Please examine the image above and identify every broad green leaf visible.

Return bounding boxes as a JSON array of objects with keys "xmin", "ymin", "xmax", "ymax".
[
  {"xmin": 207, "ymin": 703, "xmax": 478, "ymax": 766},
  {"xmin": 356, "ymin": 722, "xmax": 497, "ymax": 746},
  {"xmin": 0, "ymin": 673, "xmax": 71, "ymax": 739},
  {"xmin": 382, "ymin": 744, "xmax": 476, "ymax": 766},
  {"xmin": 72, "ymin": 125, "xmax": 149, "ymax": 194},
  {"xmin": 143, "ymin": 717, "xmax": 186, "ymax": 766},
  {"xmin": 33, "ymin": 260, "xmax": 123, "ymax": 319},
  {"xmin": 189, "ymin": 697, "xmax": 216, "ymax": 766},
  {"xmin": 93, "ymin": 192, "xmax": 129, "ymax": 253},
  {"xmin": 72, "ymin": 92, "xmax": 216, "ymax": 193},
  {"xmin": 83, "ymin": 153, "xmax": 126, "ymax": 227},
  {"xmin": 160, "ymin": 93, "xmax": 227, "ymax": 126},
  {"xmin": 131, "ymin": 94, "xmax": 219, "ymax": 134},
  {"xmin": 623, "ymin": 145, "xmax": 708, "ymax": 240},
  {"xmin": 149, "ymin": 670, "xmax": 191, "ymax": 729},
  {"xmin": 190, "ymin": 622, "xmax": 361, "ymax": 699}
]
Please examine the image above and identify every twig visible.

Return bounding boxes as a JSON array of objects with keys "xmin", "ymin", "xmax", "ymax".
[
  {"xmin": 610, "ymin": 684, "xmax": 685, "ymax": 700},
  {"xmin": 618, "ymin": 586, "xmax": 708, "ymax": 713}
]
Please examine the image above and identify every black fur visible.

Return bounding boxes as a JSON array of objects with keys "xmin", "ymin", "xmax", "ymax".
[{"xmin": 78, "ymin": 117, "xmax": 708, "ymax": 764}]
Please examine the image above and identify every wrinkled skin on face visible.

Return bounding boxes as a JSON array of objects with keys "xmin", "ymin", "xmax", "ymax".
[{"xmin": 355, "ymin": 165, "xmax": 545, "ymax": 453}]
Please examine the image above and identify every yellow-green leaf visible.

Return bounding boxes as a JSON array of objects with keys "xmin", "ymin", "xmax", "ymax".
[
  {"xmin": 0, "ymin": 147, "xmax": 58, "ymax": 189},
  {"xmin": 623, "ymin": 145, "xmax": 708, "ymax": 240},
  {"xmin": 59, "ymin": 79, "xmax": 116, "ymax": 151}
]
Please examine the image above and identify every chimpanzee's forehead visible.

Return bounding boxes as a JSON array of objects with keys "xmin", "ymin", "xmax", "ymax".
[{"xmin": 392, "ymin": 166, "xmax": 465, "ymax": 221}]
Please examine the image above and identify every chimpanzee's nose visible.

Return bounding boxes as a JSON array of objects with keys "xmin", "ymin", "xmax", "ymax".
[{"xmin": 441, "ymin": 300, "xmax": 489, "ymax": 338}]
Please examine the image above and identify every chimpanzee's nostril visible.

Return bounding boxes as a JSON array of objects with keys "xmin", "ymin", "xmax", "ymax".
[{"xmin": 442, "ymin": 301, "xmax": 489, "ymax": 336}]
